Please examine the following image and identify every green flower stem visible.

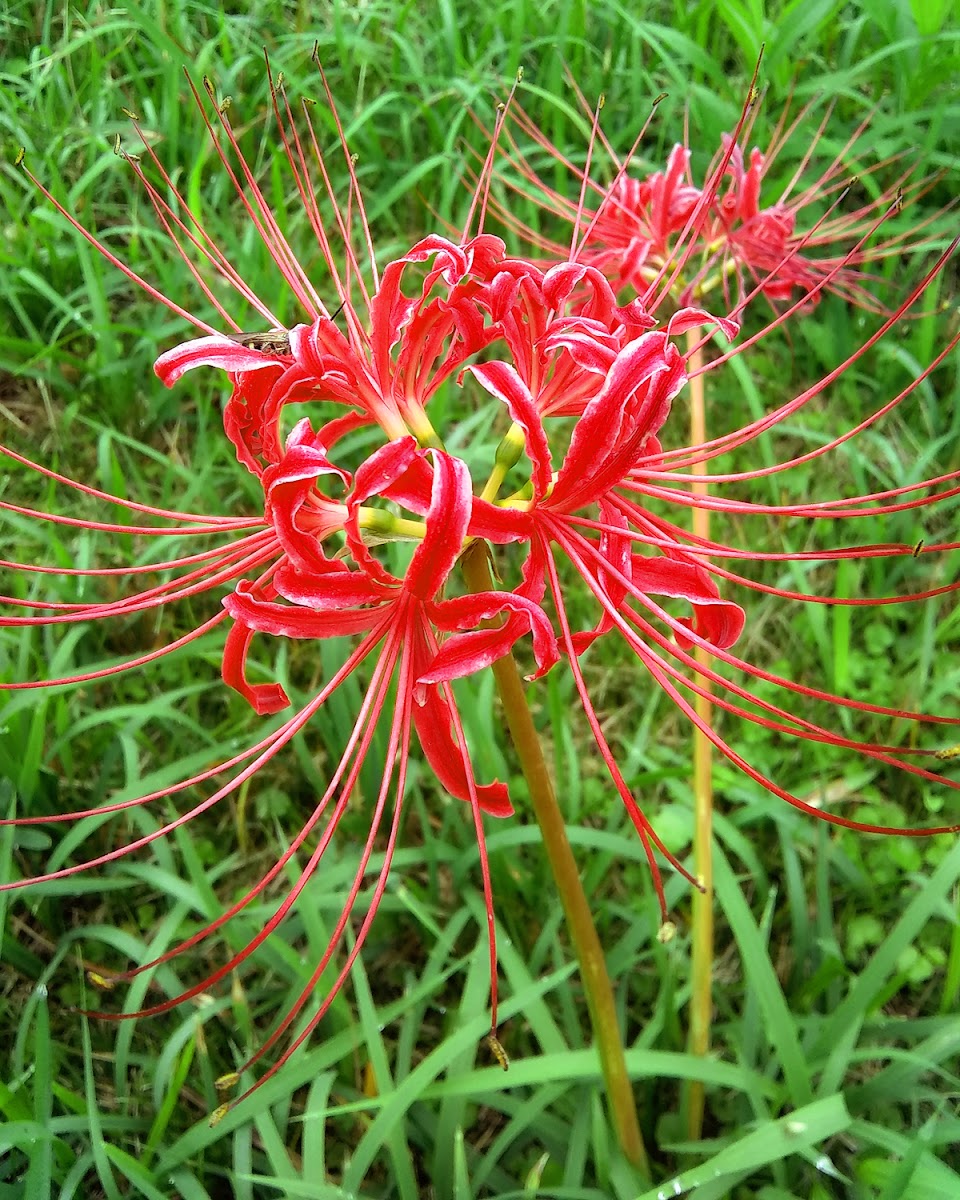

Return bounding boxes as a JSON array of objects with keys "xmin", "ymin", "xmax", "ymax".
[
  {"xmin": 685, "ymin": 332, "xmax": 714, "ymax": 1141},
  {"xmin": 461, "ymin": 542, "xmax": 651, "ymax": 1178}
]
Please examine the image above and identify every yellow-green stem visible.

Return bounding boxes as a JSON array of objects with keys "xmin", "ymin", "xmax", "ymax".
[
  {"xmin": 461, "ymin": 543, "xmax": 650, "ymax": 1178},
  {"xmin": 686, "ymin": 332, "xmax": 714, "ymax": 1140}
]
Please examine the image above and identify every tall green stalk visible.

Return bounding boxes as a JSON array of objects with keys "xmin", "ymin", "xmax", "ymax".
[
  {"xmin": 685, "ymin": 333, "xmax": 714, "ymax": 1140},
  {"xmin": 461, "ymin": 542, "xmax": 650, "ymax": 1178}
]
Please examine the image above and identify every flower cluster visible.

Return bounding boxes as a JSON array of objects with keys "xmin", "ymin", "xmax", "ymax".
[
  {"xmin": 3, "ymin": 63, "xmax": 959, "ymax": 1113},
  {"xmin": 492, "ymin": 84, "xmax": 947, "ymax": 317}
]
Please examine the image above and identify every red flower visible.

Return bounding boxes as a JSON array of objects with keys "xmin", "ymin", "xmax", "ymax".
[
  {"xmin": 455, "ymin": 245, "xmax": 960, "ymax": 918},
  {"xmin": 492, "ymin": 88, "xmax": 947, "ymax": 317},
  {"xmin": 4, "ymin": 72, "xmax": 561, "ymax": 1109}
]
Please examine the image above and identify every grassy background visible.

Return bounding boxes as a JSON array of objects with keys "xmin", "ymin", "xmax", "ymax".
[{"xmin": 2, "ymin": 0, "xmax": 960, "ymax": 1197}]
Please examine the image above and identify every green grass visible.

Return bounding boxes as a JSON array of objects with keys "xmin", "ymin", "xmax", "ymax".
[{"xmin": 2, "ymin": 0, "xmax": 960, "ymax": 1196}]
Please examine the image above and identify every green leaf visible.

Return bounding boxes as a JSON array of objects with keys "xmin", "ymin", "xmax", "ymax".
[{"xmin": 634, "ymin": 1095, "xmax": 851, "ymax": 1200}]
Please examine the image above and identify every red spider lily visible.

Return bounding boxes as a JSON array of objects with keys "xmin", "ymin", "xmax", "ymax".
[
  {"xmin": 4, "ymin": 58, "xmax": 960, "ymax": 1118},
  {"xmin": 449, "ymin": 249, "xmax": 960, "ymax": 897},
  {"xmin": 488, "ymin": 82, "xmax": 951, "ymax": 317},
  {"xmin": 4, "ymin": 68, "xmax": 558, "ymax": 1109}
]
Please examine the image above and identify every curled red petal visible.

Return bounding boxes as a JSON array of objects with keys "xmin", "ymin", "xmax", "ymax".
[
  {"xmin": 422, "ymin": 590, "xmax": 559, "ymax": 682},
  {"xmin": 221, "ymin": 615, "xmax": 290, "ymax": 715},
  {"xmin": 675, "ymin": 600, "xmax": 746, "ymax": 651},
  {"xmin": 666, "ymin": 306, "xmax": 740, "ymax": 341},
  {"xmin": 540, "ymin": 318, "xmax": 620, "ymax": 375},
  {"xmin": 406, "ymin": 450, "xmax": 473, "ymax": 600},
  {"xmin": 352, "ymin": 438, "xmax": 421, "ymax": 506},
  {"xmin": 468, "ymin": 361, "xmax": 552, "ymax": 501},
  {"xmin": 629, "ymin": 556, "xmax": 745, "ymax": 650},
  {"xmin": 274, "ymin": 563, "xmax": 388, "ymax": 610},
  {"xmin": 224, "ymin": 580, "xmax": 381, "ymax": 639},
  {"xmin": 154, "ymin": 335, "xmax": 285, "ymax": 386},
  {"xmin": 550, "ymin": 333, "xmax": 686, "ymax": 511},
  {"xmin": 413, "ymin": 684, "xmax": 513, "ymax": 817},
  {"xmin": 345, "ymin": 437, "xmax": 420, "ymax": 587},
  {"xmin": 264, "ymin": 420, "xmax": 350, "ymax": 575},
  {"xmin": 221, "ymin": 365, "xmax": 286, "ymax": 476}
]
